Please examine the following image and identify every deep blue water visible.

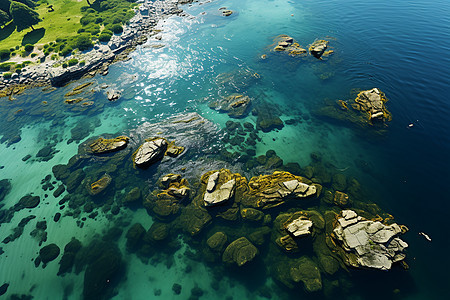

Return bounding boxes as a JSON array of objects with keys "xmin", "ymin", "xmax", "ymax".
[{"xmin": 0, "ymin": 0, "xmax": 449, "ymax": 299}]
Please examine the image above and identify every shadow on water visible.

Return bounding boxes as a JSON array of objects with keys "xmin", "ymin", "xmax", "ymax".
[
  {"xmin": 0, "ymin": 22, "xmax": 15, "ymax": 42},
  {"xmin": 21, "ymin": 28, "xmax": 46, "ymax": 45}
]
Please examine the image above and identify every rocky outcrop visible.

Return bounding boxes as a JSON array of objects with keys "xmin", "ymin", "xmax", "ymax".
[
  {"xmin": 209, "ymin": 94, "xmax": 252, "ymax": 118},
  {"xmin": 222, "ymin": 237, "xmax": 258, "ymax": 266},
  {"xmin": 144, "ymin": 174, "xmax": 190, "ymax": 220},
  {"xmin": 286, "ymin": 217, "xmax": 313, "ymax": 237},
  {"xmin": 315, "ymin": 88, "xmax": 392, "ymax": 129},
  {"xmin": 207, "ymin": 232, "xmax": 228, "ymax": 252},
  {"xmin": 204, "ymin": 171, "xmax": 236, "ymax": 206},
  {"xmin": 309, "ymin": 40, "xmax": 328, "ymax": 59},
  {"xmin": 134, "ymin": 138, "xmax": 168, "ymax": 168},
  {"xmin": 332, "ymin": 210, "xmax": 408, "ymax": 270},
  {"xmin": 200, "ymin": 169, "xmax": 248, "ymax": 207},
  {"xmin": 242, "ymin": 171, "xmax": 318, "ymax": 209},
  {"xmin": 89, "ymin": 136, "xmax": 129, "ymax": 154},
  {"xmin": 272, "ymin": 35, "xmax": 307, "ymax": 56},
  {"xmin": 353, "ymin": 88, "xmax": 392, "ymax": 123}
]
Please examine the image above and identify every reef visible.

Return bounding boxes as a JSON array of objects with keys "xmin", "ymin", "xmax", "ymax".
[{"xmin": 89, "ymin": 136, "xmax": 130, "ymax": 154}]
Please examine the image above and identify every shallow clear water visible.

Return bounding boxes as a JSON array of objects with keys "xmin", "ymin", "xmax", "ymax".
[{"xmin": 0, "ymin": 0, "xmax": 449, "ymax": 299}]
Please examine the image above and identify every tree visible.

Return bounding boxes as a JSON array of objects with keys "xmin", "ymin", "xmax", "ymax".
[
  {"xmin": 0, "ymin": 9, "xmax": 9, "ymax": 27},
  {"xmin": 9, "ymin": 1, "xmax": 41, "ymax": 31}
]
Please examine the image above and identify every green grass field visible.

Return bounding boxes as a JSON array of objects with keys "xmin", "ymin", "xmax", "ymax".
[{"xmin": 0, "ymin": 0, "xmax": 85, "ymax": 51}]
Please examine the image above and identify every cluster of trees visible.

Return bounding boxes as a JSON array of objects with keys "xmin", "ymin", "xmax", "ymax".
[{"xmin": 0, "ymin": 0, "xmax": 41, "ymax": 31}]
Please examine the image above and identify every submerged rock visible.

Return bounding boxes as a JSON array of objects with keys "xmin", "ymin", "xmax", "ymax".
[
  {"xmin": 83, "ymin": 244, "xmax": 123, "ymax": 300},
  {"xmin": 89, "ymin": 136, "xmax": 129, "ymax": 154},
  {"xmin": 39, "ymin": 244, "xmax": 60, "ymax": 264},
  {"xmin": 332, "ymin": 210, "xmax": 408, "ymax": 270},
  {"xmin": 290, "ymin": 257, "xmax": 322, "ymax": 292},
  {"xmin": 134, "ymin": 138, "xmax": 168, "ymax": 168},
  {"xmin": 209, "ymin": 94, "xmax": 252, "ymax": 118},
  {"xmin": 222, "ymin": 237, "xmax": 258, "ymax": 266},
  {"xmin": 16, "ymin": 194, "xmax": 40, "ymax": 209},
  {"xmin": 207, "ymin": 232, "xmax": 228, "ymax": 252},
  {"xmin": 88, "ymin": 174, "xmax": 112, "ymax": 195}
]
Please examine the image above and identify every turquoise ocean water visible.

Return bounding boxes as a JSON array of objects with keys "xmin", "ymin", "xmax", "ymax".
[{"xmin": 1, "ymin": 0, "xmax": 449, "ymax": 299}]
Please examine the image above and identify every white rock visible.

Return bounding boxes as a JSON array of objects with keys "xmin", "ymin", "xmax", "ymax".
[
  {"xmin": 206, "ymin": 171, "xmax": 219, "ymax": 192},
  {"xmin": 286, "ymin": 217, "xmax": 313, "ymax": 237},
  {"xmin": 204, "ymin": 179, "xmax": 235, "ymax": 206}
]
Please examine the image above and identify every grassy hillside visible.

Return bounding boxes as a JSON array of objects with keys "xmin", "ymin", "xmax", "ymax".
[
  {"xmin": 0, "ymin": 0, "xmax": 85, "ymax": 50},
  {"xmin": 0, "ymin": 0, "xmax": 137, "ymax": 70}
]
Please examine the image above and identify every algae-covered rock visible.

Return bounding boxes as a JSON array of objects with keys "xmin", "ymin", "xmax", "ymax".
[
  {"xmin": 123, "ymin": 187, "xmax": 142, "ymax": 205},
  {"xmin": 240, "ymin": 208, "xmax": 264, "ymax": 222},
  {"xmin": 333, "ymin": 191, "xmax": 349, "ymax": 207},
  {"xmin": 222, "ymin": 237, "xmax": 258, "ymax": 266},
  {"xmin": 290, "ymin": 257, "xmax": 322, "ymax": 292},
  {"xmin": 242, "ymin": 171, "xmax": 318, "ymax": 209},
  {"xmin": 207, "ymin": 232, "xmax": 228, "ymax": 252},
  {"xmin": 165, "ymin": 145, "xmax": 184, "ymax": 157},
  {"xmin": 332, "ymin": 173, "xmax": 347, "ymax": 191},
  {"xmin": 134, "ymin": 137, "xmax": 168, "ymax": 168},
  {"xmin": 39, "ymin": 243, "xmax": 60, "ymax": 264},
  {"xmin": 145, "ymin": 222, "xmax": 169, "ymax": 242},
  {"xmin": 176, "ymin": 204, "xmax": 212, "ymax": 236},
  {"xmin": 309, "ymin": 40, "xmax": 329, "ymax": 59},
  {"xmin": 88, "ymin": 174, "xmax": 112, "ymax": 195},
  {"xmin": 253, "ymin": 102, "xmax": 284, "ymax": 132},
  {"xmin": 89, "ymin": 136, "xmax": 129, "ymax": 154},
  {"xmin": 271, "ymin": 35, "xmax": 307, "ymax": 57},
  {"xmin": 16, "ymin": 194, "xmax": 40, "ymax": 209}
]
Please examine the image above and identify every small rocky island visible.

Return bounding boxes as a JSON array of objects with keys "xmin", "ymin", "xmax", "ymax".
[{"xmin": 316, "ymin": 88, "xmax": 392, "ymax": 130}]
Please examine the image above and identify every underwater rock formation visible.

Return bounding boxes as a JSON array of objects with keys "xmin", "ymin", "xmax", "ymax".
[
  {"xmin": 134, "ymin": 138, "xmax": 168, "ymax": 168},
  {"xmin": 39, "ymin": 243, "xmax": 60, "ymax": 264},
  {"xmin": 215, "ymin": 68, "xmax": 261, "ymax": 93},
  {"xmin": 332, "ymin": 210, "xmax": 408, "ymax": 270},
  {"xmin": 252, "ymin": 102, "xmax": 284, "ymax": 132},
  {"xmin": 222, "ymin": 237, "xmax": 258, "ymax": 266},
  {"xmin": 209, "ymin": 94, "xmax": 252, "ymax": 118},
  {"xmin": 89, "ymin": 136, "xmax": 129, "ymax": 154},
  {"xmin": 88, "ymin": 174, "xmax": 112, "ymax": 195},
  {"xmin": 144, "ymin": 174, "xmax": 190, "ymax": 220}
]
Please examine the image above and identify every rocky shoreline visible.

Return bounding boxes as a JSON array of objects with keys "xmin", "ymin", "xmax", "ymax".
[{"xmin": 0, "ymin": 0, "xmax": 194, "ymax": 94}]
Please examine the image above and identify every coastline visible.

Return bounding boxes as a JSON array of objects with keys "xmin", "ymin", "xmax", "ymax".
[{"xmin": 0, "ymin": 0, "xmax": 194, "ymax": 96}]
